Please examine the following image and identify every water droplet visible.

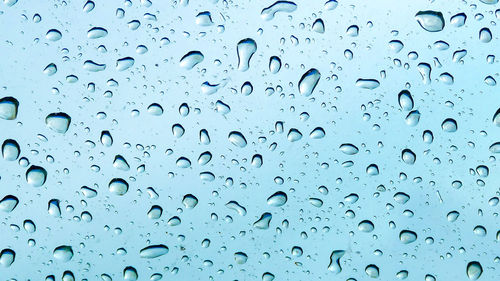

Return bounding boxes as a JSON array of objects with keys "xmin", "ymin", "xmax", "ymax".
[
  {"xmin": 228, "ymin": 131, "xmax": 247, "ymax": 147},
  {"xmin": 415, "ymin": 11, "xmax": 445, "ymax": 32},
  {"xmin": 466, "ymin": 261, "xmax": 483, "ymax": 280},
  {"xmin": 182, "ymin": 194, "xmax": 198, "ymax": 208},
  {"xmin": 298, "ymin": 68, "xmax": 321, "ymax": 96},
  {"xmin": 261, "ymin": 1, "xmax": 297, "ymax": 21},
  {"xmin": 179, "ymin": 51, "xmax": 204, "ymax": 70},
  {"xmin": 287, "ymin": 128, "xmax": 302, "ymax": 142},
  {"xmin": 46, "ymin": 112, "xmax": 71, "ymax": 133},
  {"xmin": 2, "ymin": 139, "xmax": 20, "ymax": 161},
  {"xmin": 401, "ymin": 149, "xmax": 416, "ymax": 164},
  {"xmin": 355, "ymin": 78, "xmax": 380, "ymax": 89},
  {"xmin": 267, "ymin": 191, "xmax": 287, "ymax": 207},
  {"xmin": 399, "ymin": 230, "xmax": 417, "ymax": 244},
  {"xmin": 116, "ymin": 57, "xmax": 135, "ymax": 71},
  {"xmin": 46, "ymin": 29, "xmax": 62, "ymax": 41},
  {"xmin": 441, "ymin": 118, "xmax": 457, "ymax": 132},
  {"xmin": 312, "ymin": 18, "xmax": 325, "ymax": 33},
  {"xmin": 358, "ymin": 220, "xmax": 374, "ymax": 232},
  {"xmin": 196, "ymin": 11, "xmax": 213, "ymax": 26},
  {"xmin": 309, "ymin": 127, "xmax": 325, "ymax": 139},
  {"xmin": 479, "ymin": 28, "xmax": 492, "ymax": 43},
  {"xmin": 53, "ymin": 246, "xmax": 73, "ymax": 262},
  {"xmin": 0, "ymin": 96, "xmax": 19, "ymax": 120},
  {"xmin": 26, "ymin": 165, "xmax": 47, "ymax": 187},
  {"xmin": 398, "ymin": 90, "xmax": 414, "ymax": 111},
  {"xmin": 0, "ymin": 195, "xmax": 18, "ymax": 213},
  {"xmin": 139, "ymin": 245, "xmax": 169, "ymax": 258},
  {"xmin": 237, "ymin": 38, "xmax": 257, "ymax": 71},
  {"xmin": 253, "ymin": 212, "xmax": 272, "ymax": 229},
  {"xmin": 87, "ymin": 27, "xmax": 108, "ymax": 39},
  {"xmin": 0, "ymin": 249, "xmax": 15, "ymax": 267},
  {"xmin": 109, "ymin": 178, "xmax": 129, "ymax": 195}
]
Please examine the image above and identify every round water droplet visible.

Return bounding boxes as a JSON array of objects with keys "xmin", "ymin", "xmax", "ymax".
[
  {"xmin": 466, "ymin": 261, "xmax": 483, "ymax": 280},
  {"xmin": 46, "ymin": 29, "xmax": 62, "ymax": 41},
  {"xmin": 26, "ymin": 165, "xmax": 47, "ymax": 187},
  {"xmin": 399, "ymin": 230, "xmax": 417, "ymax": 244},
  {"xmin": 441, "ymin": 118, "xmax": 457, "ymax": 132},
  {"xmin": 109, "ymin": 178, "xmax": 129, "ymax": 195},
  {"xmin": 358, "ymin": 220, "xmax": 374, "ymax": 232}
]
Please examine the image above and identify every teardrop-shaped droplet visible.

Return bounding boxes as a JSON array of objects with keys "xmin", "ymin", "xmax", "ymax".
[
  {"xmin": 309, "ymin": 127, "xmax": 325, "ymax": 139},
  {"xmin": 253, "ymin": 212, "xmax": 272, "ymax": 229}
]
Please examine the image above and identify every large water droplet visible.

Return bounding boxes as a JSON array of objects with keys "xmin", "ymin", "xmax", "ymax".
[
  {"xmin": 298, "ymin": 68, "xmax": 321, "ymax": 96},
  {"xmin": 45, "ymin": 112, "xmax": 71, "ymax": 133},
  {"xmin": 237, "ymin": 39, "xmax": 257, "ymax": 71},
  {"xmin": 415, "ymin": 11, "xmax": 445, "ymax": 32}
]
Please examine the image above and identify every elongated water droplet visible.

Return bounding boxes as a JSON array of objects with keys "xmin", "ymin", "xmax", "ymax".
[
  {"xmin": 2, "ymin": 139, "xmax": 20, "ymax": 161},
  {"xmin": 261, "ymin": 1, "xmax": 297, "ymax": 21},
  {"xmin": 139, "ymin": 245, "xmax": 169, "ymax": 258},
  {"xmin": 237, "ymin": 38, "xmax": 257, "ymax": 71},
  {"xmin": 267, "ymin": 191, "xmax": 287, "ymax": 207},
  {"xmin": 298, "ymin": 68, "xmax": 321, "ymax": 96},
  {"xmin": 355, "ymin": 78, "xmax": 380, "ymax": 89}
]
